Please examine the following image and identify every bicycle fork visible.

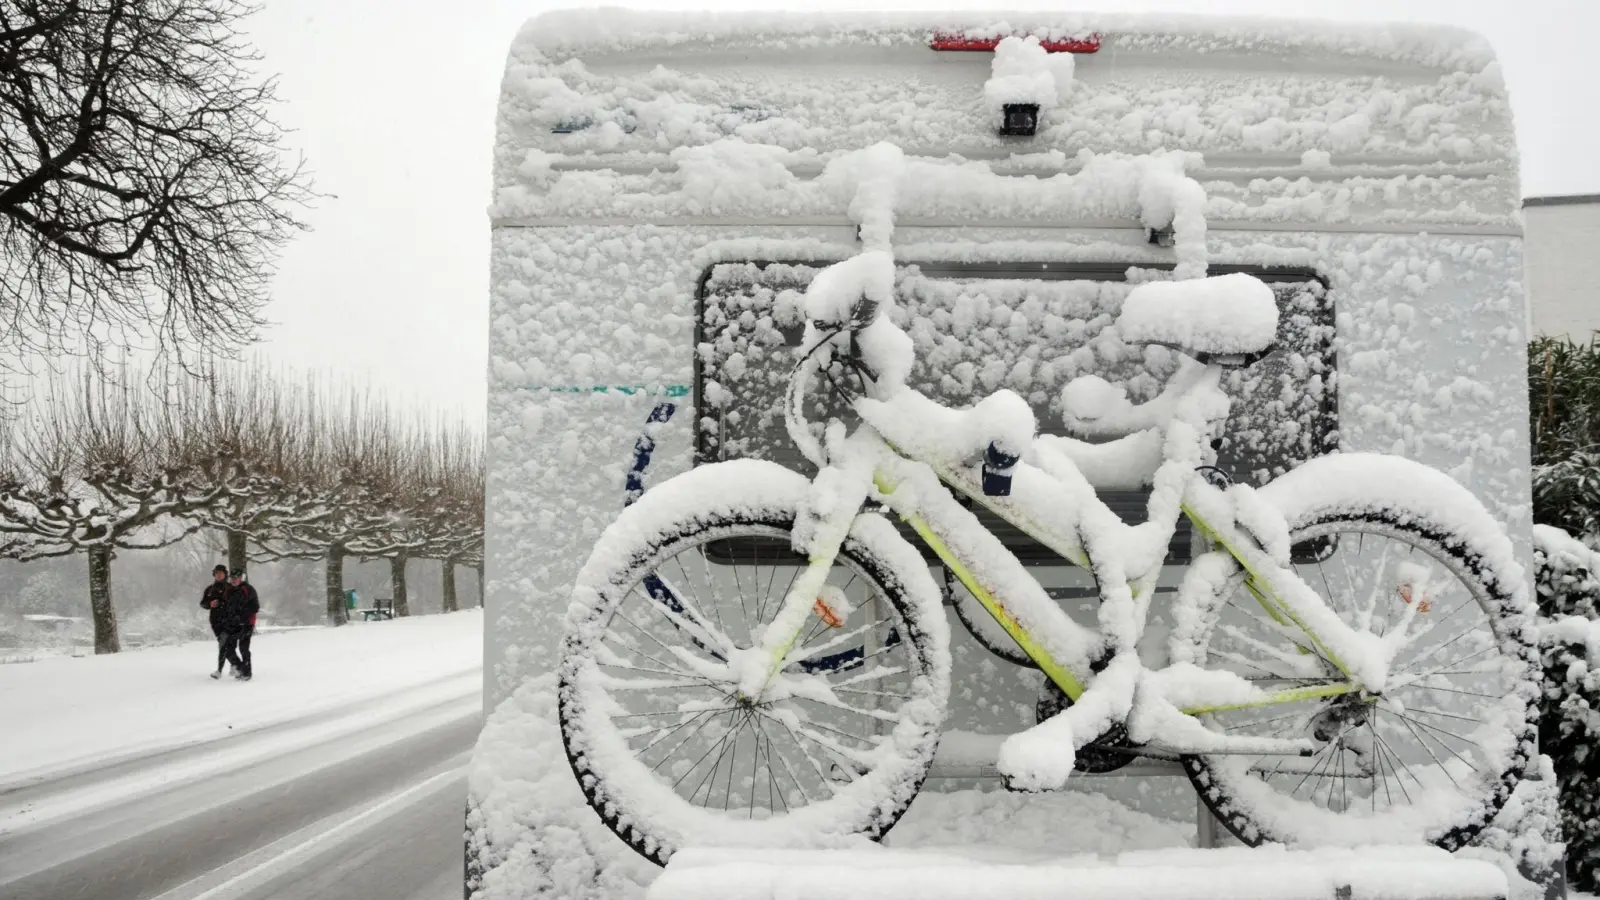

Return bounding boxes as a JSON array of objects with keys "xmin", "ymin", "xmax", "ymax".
[{"xmin": 734, "ymin": 455, "xmax": 873, "ymax": 701}]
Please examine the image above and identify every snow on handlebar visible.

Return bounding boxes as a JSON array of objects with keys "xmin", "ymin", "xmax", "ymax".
[{"xmin": 802, "ymin": 250, "xmax": 895, "ymax": 330}]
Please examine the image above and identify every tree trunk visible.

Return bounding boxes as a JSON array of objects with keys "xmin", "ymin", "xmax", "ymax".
[
  {"xmin": 391, "ymin": 555, "xmax": 410, "ymax": 617},
  {"xmin": 226, "ymin": 529, "xmax": 247, "ymax": 573},
  {"xmin": 441, "ymin": 556, "xmax": 458, "ymax": 613},
  {"xmin": 88, "ymin": 545, "xmax": 120, "ymax": 654},
  {"xmin": 473, "ymin": 562, "xmax": 483, "ymax": 609},
  {"xmin": 325, "ymin": 544, "xmax": 348, "ymax": 626}
]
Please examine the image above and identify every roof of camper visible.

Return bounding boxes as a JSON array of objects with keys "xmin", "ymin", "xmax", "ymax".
[
  {"xmin": 513, "ymin": 10, "xmax": 1496, "ymax": 68},
  {"xmin": 493, "ymin": 9, "xmax": 1520, "ymax": 231}
]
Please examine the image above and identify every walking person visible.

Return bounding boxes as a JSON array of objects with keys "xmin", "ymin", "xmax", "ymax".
[
  {"xmin": 200, "ymin": 564, "xmax": 231, "ymax": 678},
  {"xmin": 223, "ymin": 567, "xmax": 260, "ymax": 681}
]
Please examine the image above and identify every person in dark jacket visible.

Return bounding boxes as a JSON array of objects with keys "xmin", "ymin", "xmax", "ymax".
[
  {"xmin": 201, "ymin": 564, "xmax": 231, "ymax": 678},
  {"xmin": 221, "ymin": 567, "xmax": 260, "ymax": 681}
]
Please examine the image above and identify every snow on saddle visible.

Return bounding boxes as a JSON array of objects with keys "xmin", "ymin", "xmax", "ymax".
[{"xmin": 1117, "ymin": 272, "xmax": 1279, "ymax": 364}]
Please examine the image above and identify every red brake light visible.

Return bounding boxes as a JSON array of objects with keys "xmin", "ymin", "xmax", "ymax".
[{"xmin": 929, "ymin": 32, "xmax": 1101, "ymax": 54}]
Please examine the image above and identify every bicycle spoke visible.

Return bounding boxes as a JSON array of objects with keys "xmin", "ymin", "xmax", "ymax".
[
  {"xmin": 753, "ymin": 715, "xmax": 813, "ymax": 806},
  {"xmin": 1396, "ymin": 644, "xmax": 1497, "ymax": 686},
  {"xmin": 616, "ymin": 705, "xmax": 739, "ymax": 722},
  {"xmin": 1390, "ymin": 682, "xmax": 1500, "ymax": 700},
  {"xmin": 1369, "ymin": 719, "xmax": 1393, "ymax": 808},
  {"xmin": 639, "ymin": 575, "xmax": 733, "ymax": 655},
  {"xmin": 697, "ymin": 544, "xmax": 732, "ymax": 639},
  {"xmin": 595, "ymin": 660, "xmax": 714, "ymax": 682},
  {"xmin": 1403, "ymin": 705, "xmax": 1482, "ymax": 725},
  {"xmin": 602, "ymin": 621, "xmax": 715, "ymax": 682},
  {"xmin": 721, "ymin": 716, "xmax": 746, "ymax": 810},
  {"xmin": 1389, "ymin": 708, "xmax": 1482, "ymax": 755},
  {"xmin": 687, "ymin": 716, "xmax": 747, "ymax": 804},
  {"xmin": 828, "ymin": 683, "xmax": 910, "ymax": 701},
  {"xmin": 789, "ymin": 616, "xmax": 890, "ymax": 665},
  {"xmin": 793, "ymin": 693, "xmax": 900, "ymax": 723},
  {"xmin": 1388, "ymin": 712, "xmax": 1462, "ymax": 787},
  {"xmin": 651, "ymin": 709, "xmax": 734, "ymax": 773},
  {"xmin": 621, "ymin": 706, "xmax": 735, "ymax": 742},
  {"xmin": 1371, "ymin": 730, "xmax": 1419, "ymax": 803},
  {"xmin": 601, "ymin": 674, "xmax": 723, "ymax": 693},
  {"xmin": 675, "ymin": 715, "xmax": 743, "ymax": 793},
  {"xmin": 1224, "ymin": 710, "xmax": 1306, "ymax": 733},
  {"xmin": 730, "ymin": 555, "xmax": 753, "ymax": 640},
  {"xmin": 757, "ymin": 710, "xmax": 833, "ymax": 789}
]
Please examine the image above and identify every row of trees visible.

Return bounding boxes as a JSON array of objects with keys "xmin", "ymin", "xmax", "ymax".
[{"xmin": 0, "ymin": 366, "xmax": 483, "ymax": 653}]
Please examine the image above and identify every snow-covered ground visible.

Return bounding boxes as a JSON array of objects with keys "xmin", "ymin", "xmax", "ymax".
[
  {"xmin": 1, "ymin": 609, "xmax": 480, "ymax": 786},
  {"xmin": 0, "ymin": 610, "xmax": 481, "ymax": 817},
  {"xmin": 0, "ymin": 609, "xmax": 482, "ymax": 900},
  {"xmin": 650, "ymin": 844, "xmax": 1511, "ymax": 900}
]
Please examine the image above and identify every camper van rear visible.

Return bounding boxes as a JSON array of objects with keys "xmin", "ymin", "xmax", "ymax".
[{"xmin": 470, "ymin": 11, "xmax": 1527, "ymax": 898}]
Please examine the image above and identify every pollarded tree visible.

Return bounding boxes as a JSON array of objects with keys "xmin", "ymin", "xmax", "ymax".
[
  {"xmin": 251, "ymin": 390, "xmax": 414, "ymax": 625},
  {"xmin": 424, "ymin": 428, "xmax": 484, "ymax": 613},
  {"xmin": 178, "ymin": 366, "xmax": 328, "ymax": 571},
  {"xmin": 345, "ymin": 416, "xmax": 452, "ymax": 619},
  {"xmin": 0, "ymin": 0, "xmax": 312, "ymax": 378},
  {"xmin": 0, "ymin": 370, "xmax": 231, "ymax": 652}
]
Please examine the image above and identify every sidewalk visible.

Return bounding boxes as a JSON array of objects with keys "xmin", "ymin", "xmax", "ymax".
[{"xmin": 0, "ymin": 608, "xmax": 482, "ymax": 789}]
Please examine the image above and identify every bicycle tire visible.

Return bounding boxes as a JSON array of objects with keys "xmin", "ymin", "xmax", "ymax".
[
  {"xmin": 1180, "ymin": 453, "xmax": 1539, "ymax": 850},
  {"xmin": 558, "ymin": 459, "xmax": 950, "ymax": 865}
]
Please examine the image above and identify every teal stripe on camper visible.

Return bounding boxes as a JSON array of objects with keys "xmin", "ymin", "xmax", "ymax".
[{"xmin": 524, "ymin": 384, "xmax": 690, "ymax": 398}]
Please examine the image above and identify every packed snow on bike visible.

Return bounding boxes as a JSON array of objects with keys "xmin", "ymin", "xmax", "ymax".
[
  {"xmin": 554, "ymin": 136, "xmax": 1537, "ymax": 861},
  {"xmin": 470, "ymin": 12, "xmax": 1544, "ymax": 900}
]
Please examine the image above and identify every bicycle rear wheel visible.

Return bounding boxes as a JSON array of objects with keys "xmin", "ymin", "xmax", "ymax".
[{"xmin": 1178, "ymin": 455, "xmax": 1538, "ymax": 849}]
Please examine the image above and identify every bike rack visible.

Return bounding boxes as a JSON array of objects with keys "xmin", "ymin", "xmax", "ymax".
[{"xmin": 929, "ymin": 729, "xmax": 1229, "ymax": 849}]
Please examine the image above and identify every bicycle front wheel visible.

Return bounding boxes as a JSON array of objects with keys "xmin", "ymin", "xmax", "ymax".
[
  {"xmin": 558, "ymin": 459, "xmax": 950, "ymax": 865},
  {"xmin": 1178, "ymin": 453, "xmax": 1539, "ymax": 850}
]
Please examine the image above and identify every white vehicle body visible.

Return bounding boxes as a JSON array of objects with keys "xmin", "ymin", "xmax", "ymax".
[{"xmin": 470, "ymin": 10, "xmax": 1528, "ymax": 896}]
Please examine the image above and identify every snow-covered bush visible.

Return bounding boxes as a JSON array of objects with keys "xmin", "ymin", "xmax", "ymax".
[{"xmin": 1533, "ymin": 525, "xmax": 1600, "ymax": 891}]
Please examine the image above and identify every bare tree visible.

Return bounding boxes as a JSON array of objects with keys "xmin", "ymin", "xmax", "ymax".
[
  {"xmin": 178, "ymin": 366, "xmax": 325, "ymax": 571},
  {"xmin": 252, "ymin": 389, "xmax": 411, "ymax": 626},
  {"xmin": 0, "ymin": 368, "xmax": 229, "ymax": 651},
  {"xmin": 424, "ymin": 427, "xmax": 483, "ymax": 613},
  {"xmin": 0, "ymin": 0, "xmax": 312, "ymax": 376},
  {"xmin": 349, "ymin": 416, "xmax": 436, "ymax": 619}
]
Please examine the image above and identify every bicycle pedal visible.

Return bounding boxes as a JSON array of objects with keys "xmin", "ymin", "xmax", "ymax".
[
  {"xmin": 1001, "ymin": 775, "xmax": 1050, "ymax": 794},
  {"xmin": 999, "ymin": 771, "xmax": 1071, "ymax": 793}
]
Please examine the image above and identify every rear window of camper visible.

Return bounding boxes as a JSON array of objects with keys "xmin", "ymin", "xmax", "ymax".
[{"xmin": 694, "ymin": 262, "xmax": 1336, "ymax": 563}]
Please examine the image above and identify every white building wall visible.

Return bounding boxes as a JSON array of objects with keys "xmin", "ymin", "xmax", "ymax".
[{"xmin": 1526, "ymin": 196, "xmax": 1600, "ymax": 342}]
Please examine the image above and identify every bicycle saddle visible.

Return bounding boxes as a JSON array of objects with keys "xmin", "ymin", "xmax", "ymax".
[{"xmin": 1116, "ymin": 272, "xmax": 1280, "ymax": 366}]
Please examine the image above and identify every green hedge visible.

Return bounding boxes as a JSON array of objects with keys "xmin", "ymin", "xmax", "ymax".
[
  {"xmin": 1532, "ymin": 337, "xmax": 1600, "ymax": 537},
  {"xmin": 1534, "ymin": 525, "xmax": 1600, "ymax": 891}
]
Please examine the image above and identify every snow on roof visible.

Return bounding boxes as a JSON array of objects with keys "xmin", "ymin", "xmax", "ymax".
[
  {"xmin": 514, "ymin": 9, "xmax": 1496, "ymax": 70},
  {"xmin": 493, "ymin": 9, "xmax": 1519, "ymax": 229}
]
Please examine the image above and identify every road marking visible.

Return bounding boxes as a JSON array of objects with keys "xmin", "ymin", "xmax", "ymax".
[{"xmin": 149, "ymin": 752, "xmax": 470, "ymax": 900}]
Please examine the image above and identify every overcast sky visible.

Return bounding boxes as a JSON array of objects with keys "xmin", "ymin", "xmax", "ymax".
[{"xmin": 241, "ymin": 0, "xmax": 1600, "ymax": 419}]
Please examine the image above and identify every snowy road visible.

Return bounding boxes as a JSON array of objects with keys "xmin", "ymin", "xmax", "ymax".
[
  {"xmin": 0, "ymin": 691, "xmax": 478, "ymax": 900},
  {"xmin": 0, "ymin": 611, "xmax": 484, "ymax": 900}
]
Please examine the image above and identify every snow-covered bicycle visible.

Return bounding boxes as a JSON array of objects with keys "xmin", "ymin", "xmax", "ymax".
[{"xmin": 557, "ymin": 251, "xmax": 1539, "ymax": 865}]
